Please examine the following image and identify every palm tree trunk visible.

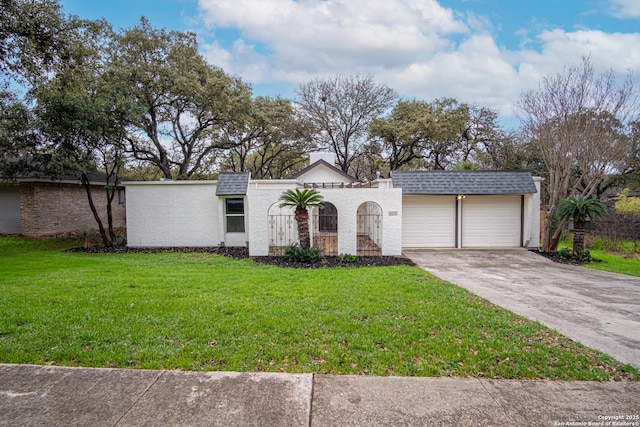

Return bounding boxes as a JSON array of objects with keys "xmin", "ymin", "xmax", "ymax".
[
  {"xmin": 295, "ymin": 207, "xmax": 310, "ymax": 248},
  {"xmin": 573, "ymin": 220, "xmax": 586, "ymax": 252}
]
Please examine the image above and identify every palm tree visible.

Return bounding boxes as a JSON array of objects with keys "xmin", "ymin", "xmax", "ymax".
[
  {"xmin": 278, "ymin": 188, "xmax": 325, "ymax": 248},
  {"xmin": 452, "ymin": 161, "xmax": 481, "ymax": 170},
  {"xmin": 556, "ymin": 195, "xmax": 608, "ymax": 253}
]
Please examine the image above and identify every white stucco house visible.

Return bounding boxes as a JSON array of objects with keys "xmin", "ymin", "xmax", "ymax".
[{"xmin": 125, "ymin": 153, "xmax": 542, "ymax": 256}]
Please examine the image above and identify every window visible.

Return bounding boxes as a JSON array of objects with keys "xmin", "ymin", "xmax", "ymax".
[
  {"xmin": 226, "ymin": 198, "xmax": 245, "ymax": 233},
  {"xmin": 118, "ymin": 189, "xmax": 126, "ymax": 205}
]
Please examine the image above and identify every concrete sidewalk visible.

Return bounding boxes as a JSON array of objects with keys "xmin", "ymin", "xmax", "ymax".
[{"xmin": 1, "ymin": 364, "xmax": 638, "ymax": 427}]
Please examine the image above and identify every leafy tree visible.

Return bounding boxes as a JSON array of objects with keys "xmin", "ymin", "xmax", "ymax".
[
  {"xmin": 0, "ymin": 0, "xmax": 86, "ymax": 84},
  {"xmin": 517, "ymin": 57, "xmax": 637, "ymax": 251},
  {"xmin": 369, "ymin": 98, "xmax": 471, "ymax": 171},
  {"xmin": 370, "ymin": 98, "xmax": 471, "ymax": 170},
  {"xmin": 219, "ymin": 96, "xmax": 314, "ymax": 178},
  {"xmin": 111, "ymin": 18, "xmax": 251, "ymax": 179},
  {"xmin": 0, "ymin": 91, "xmax": 40, "ymax": 176},
  {"xmin": 556, "ymin": 195, "xmax": 608, "ymax": 253},
  {"xmin": 296, "ymin": 74, "xmax": 397, "ymax": 178},
  {"xmin": 1, "ymin": 4, "xmax": 134, "ymax": 246},
  {"xmin": 32, "ymin": 20, "xmax": 138, "ymax": 247},
  {"xmin": 607, "ymin": 121, "xmax": 640, "ymax": 192},
  {"xmin": 458, "ymin": 105, "xmax": 515, "ymax": 169},
  {"xmin": 278, "ymin": 189, "xmax": 324, "ymax": 248},
  {"xmin": 37, "ymin": 88, "xmax": 137, "ymax": 247}
]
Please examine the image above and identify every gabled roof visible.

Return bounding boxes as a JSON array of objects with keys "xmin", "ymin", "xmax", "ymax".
[
  {"xmin": 290, "ymin": 159, "xmax": 357, "ymax": 182},
  {"xmin": 391, "ymin": 170, "xmax": 538, "ymax": 195},
  {"xmin": 216, "ymin": 172, "xmax": 250, "ymax": 196}
]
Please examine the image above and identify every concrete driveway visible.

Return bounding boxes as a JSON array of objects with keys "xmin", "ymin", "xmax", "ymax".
[{"xmin": 404, "ymin": 249, "xmax": 640, "ymax": 368}]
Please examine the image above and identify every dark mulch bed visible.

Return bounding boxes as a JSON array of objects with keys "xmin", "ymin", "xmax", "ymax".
[
  {"xmin": 67, "ymin": 245, "xmax": 251, "ymax": 258},
  {"xmin": 67, "ymin": 246, "xmax": 415, "ymax": 268},
  {"xmin": 252, "ymin": 255, "xmax": 415, "ymax": 268},
  {"xmin": 529, "ymin": 249, "xmax": 601, "ymax": 265}
]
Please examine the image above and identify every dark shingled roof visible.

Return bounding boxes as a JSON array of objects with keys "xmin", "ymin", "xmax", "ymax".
[
  {"xmin": 391, "ymin": 170, "xmax": 537, "ymax": 195},
  {"xmin": 215, "ymin": 172, "xmax": 250, "ymax": 196}
]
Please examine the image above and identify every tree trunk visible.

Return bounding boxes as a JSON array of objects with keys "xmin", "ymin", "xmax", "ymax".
[
  {"xmin": 548, "ymin": 217, "xmax": 568, "ymax": 252},
  {"xmin": 106, "ymin": 184, "xmax": 117, "ymax": 245},
  {"xmin": 80, "ymin": 173, "xmax": 111, "ymax": 247},
  {"xmin": 573, "ymin": 220, "xmax": 586, "ymax": 253},
  {"xmin": 295, "ymin": 207, "xmax": 310, "ymax": 248}
]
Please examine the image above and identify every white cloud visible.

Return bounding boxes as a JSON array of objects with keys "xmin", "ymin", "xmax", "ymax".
[
  {"xmin": 197, "ymin": 0, "xmax": 640, "ymax": 126},
  {"xmin": 517, "ymin": 30, "xmax": 640, "ymax": 85},
  {"xmin": 198, "ymin": 0, "xmax": 467, "ymax": 77},
  {"xmin": 609, "ymin": 0, "xmax": 640, "ymax": 18}
]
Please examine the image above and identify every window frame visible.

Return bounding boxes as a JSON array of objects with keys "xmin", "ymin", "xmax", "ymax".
[{"xmin": 225, "ymin": 197, "xmax": 245, "ymax": 233}]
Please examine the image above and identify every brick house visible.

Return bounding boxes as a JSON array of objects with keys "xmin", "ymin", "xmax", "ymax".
[{"xmin": 0, "ymin": 173, "xmax": 126, "ymax": 237}]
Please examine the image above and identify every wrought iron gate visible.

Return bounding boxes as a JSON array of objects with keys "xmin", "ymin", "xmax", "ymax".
[
  {"xmin": 268, "ymin": 206, "xmax": 297, "ymax": 255},
  {"xmin": 357, "ymin": 202, "xmax": 382, "ymax": 256},
  {"xmin": 313, "ymin": 203, "xmax": 338, "ymax": 255}
]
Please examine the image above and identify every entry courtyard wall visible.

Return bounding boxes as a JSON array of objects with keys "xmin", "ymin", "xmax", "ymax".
[{"xmin": 247, "ymin": 185, "xmax": 402, "ymax": 256}]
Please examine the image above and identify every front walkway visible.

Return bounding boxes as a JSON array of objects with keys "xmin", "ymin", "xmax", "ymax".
[{"xmin": 405, "ymin": 249, "xmax": 640, "ymax": 368}]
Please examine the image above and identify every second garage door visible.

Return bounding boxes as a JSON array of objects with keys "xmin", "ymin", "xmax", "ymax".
[{"xmin": 462, "ymin": 195, "xmax": 521, "ymax": 247}]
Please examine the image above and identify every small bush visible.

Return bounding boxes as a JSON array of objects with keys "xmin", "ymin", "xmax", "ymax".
[
  {"xmin": 113, "ymin": 227, "xmax": 127, "ymax": 246},
  {"xmin": 336, "ymin": 253, "xmax": 358, "ymax": 263},
  {"xmin": 74, "ymin": 227, "xmax": 99, "ymax": 248},
  {"xmin": 559, "ymin": 248, "xmax": 593, "ymax": 263},
  {"xmin": 282, "ymin": 244, "xmax": 323, "ymax": 263}
]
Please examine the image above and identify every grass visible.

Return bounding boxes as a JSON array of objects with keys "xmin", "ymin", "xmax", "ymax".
[
  {"xmin": 560, "ymin": 236, "xmax": 640, "ymax": 277},
  {"xmin": 586, "ymin": 250, "xmax": 640, "ymax": 276},
  {"xmin": 1, "ymin": 236, "xmax": 637, "ymax": 380}
]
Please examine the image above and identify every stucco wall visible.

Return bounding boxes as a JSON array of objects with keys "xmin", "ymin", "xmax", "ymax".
[
  {"xmin": 247, "ymin": 186, "xmax": 403, "ymax": 256},
  {"xmin": 125, "ymin": 181, "xmax": 227, "ymax": 247}
]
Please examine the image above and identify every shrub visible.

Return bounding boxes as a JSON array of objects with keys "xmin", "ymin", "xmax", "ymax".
[
  {"xmin": 282, "ymin": 244, "xmax": 323, "ymax": 263},
  {"xmin": 74, "ymin": 227, "xmax": 100, "ymax": 248},
  {"xmin": 336, "ymin": 253, "xmax": 358, "ymax": 263},
  {"xmin": 113, "ymin": 227, "xmax": 127, "ymax": 246},
  {"xmin": 559, "ymin": 248, "xmax": 593, "ymax": 263}
]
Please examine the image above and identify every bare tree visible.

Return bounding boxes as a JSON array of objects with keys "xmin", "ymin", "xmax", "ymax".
[
  {"xmin": 295, "ymin": 74, "xmax": 397, "ymax": 178},
  {"xmin": 517, "ymin": 57, "xmax": 638, "ymax": 251}
]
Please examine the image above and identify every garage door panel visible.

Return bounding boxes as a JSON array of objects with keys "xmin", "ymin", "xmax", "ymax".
[
  {"xmin": 402, "ymin": 196, "xmax": 455, "ymax": 247},
  {"xmin": 0, "ymin": 188, "xmax": 21, "ymax": 233},
  {"xmin": 462, "ymin": 196, "xmax": 521, "ymax": 247}
]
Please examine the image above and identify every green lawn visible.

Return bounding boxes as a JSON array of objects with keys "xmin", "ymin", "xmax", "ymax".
[
  {"xmin": 587, "ymin": 250, "xmax": 640, "ymax": 276},
  {"xmin": 559, "ymin": 237, "xmax": 640, "ymax": 277},
  {"xmin": 1, "ymin": 236, "xmax": 637, "ymax": 380}
]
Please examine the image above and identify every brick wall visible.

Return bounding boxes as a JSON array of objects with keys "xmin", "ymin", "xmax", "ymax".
[{"xmin": 20, "ymin": 181, "xmax": 126, "ymax": 237}]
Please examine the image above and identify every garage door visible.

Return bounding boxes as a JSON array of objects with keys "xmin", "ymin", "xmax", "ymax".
[
  {"xmin": 462, "ymin": 195, "xmax": 521, "ymax": 247},
  {"xmin": 402, "ymin": 196, "xmax": 456, "ymax": 248},
  {"xmin": 0, "ymin": 187, "xmax": 21, "ymax": 233}
]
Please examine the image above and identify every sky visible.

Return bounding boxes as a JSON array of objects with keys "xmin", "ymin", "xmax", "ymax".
[{"xmin": 59, "ymin": 0, "xmax": 640, "ymax": 127}]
